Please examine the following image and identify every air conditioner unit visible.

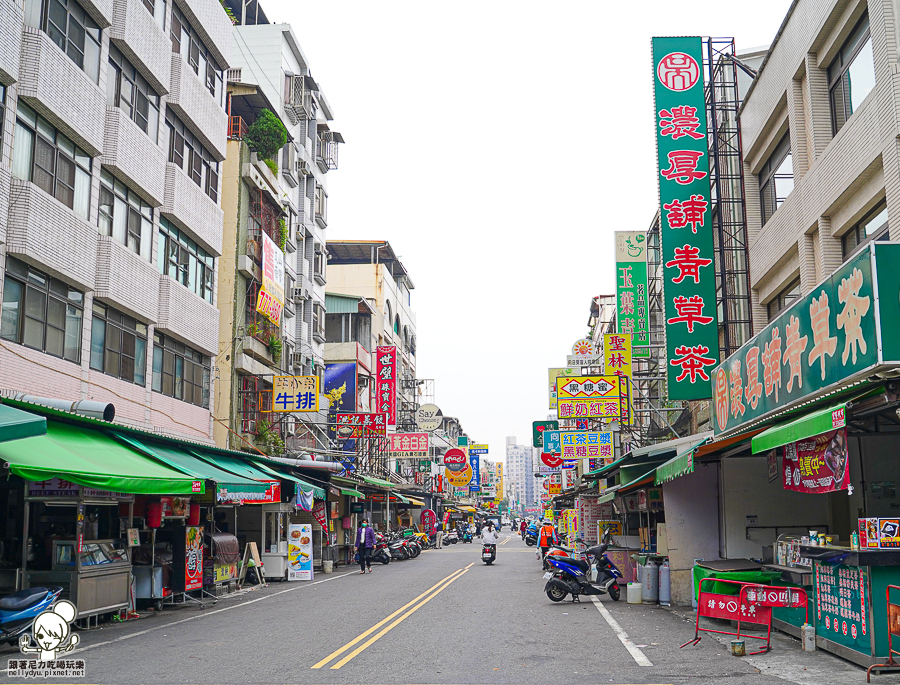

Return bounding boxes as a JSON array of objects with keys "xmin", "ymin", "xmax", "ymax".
[
  {"xmin": 297, "ymin": 160, "xmax": 310, "ymax": 176},
  {"xmin": 291, "ymin": 287, "xmax": 310, "ymax": 303}
]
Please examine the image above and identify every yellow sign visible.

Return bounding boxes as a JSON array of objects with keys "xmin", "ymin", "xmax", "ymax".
[
  {"xmin": 598, "ymin": 520, "xmax": 622, "ymax": 536},
  {"xmin": 603, "ymin": 333, "xmax": 632, "ymax": 379},
  {"xmin": 272, "ymin": 376, "xmax": 320, "ymax": 412},
  {"xmin": 549, "ymin": 367, "xmax": 577, "ymax": 410},
  {"xmin": 495, "ymin": 463, "xmax": 503, "ymax": 502},
  {"xmin": 544, "ymin": 509, "xmax": 554, "ymax": 522}
]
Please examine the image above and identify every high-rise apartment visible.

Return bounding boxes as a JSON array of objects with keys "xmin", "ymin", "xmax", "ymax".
[{"xmin": 0, "ymin": 0, "xmax": 232, "ymax": 441}]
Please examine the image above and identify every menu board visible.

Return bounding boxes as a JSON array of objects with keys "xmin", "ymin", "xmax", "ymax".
[
  {"xmin": 288, "ymin": 523, "xmax": 313, "ymax": 581},
  {"xmin": 576, "ymin": 497, "xmax": 612, "ymax": 544},
  {"xmin": 184, "ymin": 526, "xmax": 203, "ymax": 591},
  {"xmin": 814, "ymin": 562, "xmax": 871, "ymax": 654},
  {"xmin": 859, "ymin": 517, "xmax": 900, "ymax": 548}
]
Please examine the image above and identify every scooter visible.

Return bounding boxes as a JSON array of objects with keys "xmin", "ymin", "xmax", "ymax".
[
  {"xmin": 0, "ymin": 587, "xmax": 64, "ymax": 646},
  {"xmin": 461, "ymin": 529, "xmax": 473, "ymax": 544},
  {"xmin": 543, "ymin": 532, "xmax": 623, "ymax": 603},
  {"xmin": 443, "ymin": 529, "xmax": 459, "ymax": 545},
  {"xmin": 481, "ymin": 543, "xmax": 496, "ymax": 565}
]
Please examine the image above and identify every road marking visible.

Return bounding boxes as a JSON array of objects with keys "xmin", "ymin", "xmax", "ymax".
[
  {"xmin": 0, "ymin": 570, "xmax": 359, "ymax": 673},
  {"xmin": 590, "ymin": 596, "xmax": 653, "ymax": 667},
  {"xmin": 329, "ymin": 563, "xmax": 475, "ymax": 669},
  {"xmin": 311, "ymin": 567, "xmax": 466, "ymax": 669}
]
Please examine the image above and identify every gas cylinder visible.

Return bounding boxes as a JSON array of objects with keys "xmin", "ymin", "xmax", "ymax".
[
  {"xmin": 642, "ymin": 559, "xmax": 659, "ymax": 604},
  {"xmin": 659, "ymin": 560, "xmax": 671, "ymax": 605}
]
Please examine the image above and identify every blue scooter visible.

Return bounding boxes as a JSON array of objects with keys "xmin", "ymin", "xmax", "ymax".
[
  {"xmin": 543, "ymin": 531, "xmax": 623, "ymax": 603},
  {"xmin": 0, "ymin": 587, "xmax": 64, "ymax": 646}
]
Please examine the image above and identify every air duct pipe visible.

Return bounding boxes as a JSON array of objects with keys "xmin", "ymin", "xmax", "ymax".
[
  {"xmin": 268, "ymin": 455, "xmax": 344, "ymax": 473},
  {"xmin": 12, "ymin": 394, "xmax": 115, "ymax": 422}
]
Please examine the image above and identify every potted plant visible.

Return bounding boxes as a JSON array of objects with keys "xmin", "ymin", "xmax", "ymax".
[
  {"xmin": 267, "ymin": 334, "xmax": 282, "ymax": 364},
  {"xmin": 246, "ymin": 109, "xmax": 287, "ymax": 175}
]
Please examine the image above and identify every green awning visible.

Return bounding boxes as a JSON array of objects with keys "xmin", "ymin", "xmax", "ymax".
[
  {"xmin": 359, "ymin": 475, "xmax": 394, "ymax": 488},
  {"xmin": 0, "ymin": 405, "xmax": 46, "ymax": 443},
  {"xmin": 113, "ymin": 433, "xmax": 270, "ymax": 495},
  {"xmin": 655, "ymin": 445, "xmax": 702, "ymax": 485},
  {"xmin": 597, "ymin": 486, "xmax": 621, "ymax": 504},
  {"xmin": 751, "ymin": 403, "xmax": 847, "ymax": 454},
  {"xmin": 339, "ymin": 487, "xmax": 365, "ymax": 498},
  {"xmin": 391, "ymin": 492, "xmax": 410, "ymax": 503},
  {"xmin": 190, "ymin": 450, "xmax": 279, "ymax": 484},
  {"xmin": 584, "ymin": 454, "xmax": 628, "ymax": 478},
  {"xmin": 250, "ymin": 460, "xmax": 326, "ymax": 499},
  {"xmin": 0, "ymin": 422, "xmax": 204, "ymax": 495}
]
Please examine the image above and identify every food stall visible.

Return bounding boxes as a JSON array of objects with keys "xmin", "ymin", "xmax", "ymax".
[{"xmin": 260, "ymin": 502, "xmax": 294, "ymax": 580}]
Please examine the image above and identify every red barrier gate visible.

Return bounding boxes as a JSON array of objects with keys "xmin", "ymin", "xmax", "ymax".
[
  {"xmin": 867, "ymin": 585, "xmax": 900, "ymax": 681},
  {"xmin": 681, "ymin": 579, "xmax": 808, "ymax": 655}
]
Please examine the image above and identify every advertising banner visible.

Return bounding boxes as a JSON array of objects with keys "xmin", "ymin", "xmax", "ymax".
[
  {"xmin": 567, "ymin": 338, "xmax": 603, "ymax": 369},
  {"xmin": 496, "ymin": 463, "xmax": 503, "ymax": 501},
  {"xmin": 388, "ymin": 433, "xmax": 429, "ymax": 457},
  {"xmin": 376, "ymin": 346, "xmax": 398, "ymax": 425},
  {"xmin": 542, "ymin": 431, "xmax": 613, "ymax": 461},
  {"xmin": 256, "ymin": 230, "xmax": 285, "ymax": 326},
  {"xmin": 549, "ymin": 368, "xmax": 576, "ymax": 409},
  {"xmin": 444, "ymin": 448, "xmax": 472, "ymax": 487},
  {"xmin": 288, "ymin": 523, "xmax": 313, "ymax": 581},
  {"xmin": 604, "ymin": 333, "xmax": 632, "ymax": 379},
  {"xmin": 184, "ymin": 526, "xmax": 203, "ymax": 591},
  {"xmin": 783, "ymin": 429, "xmax": 849, "ymax": 494},
  {"xmin": 324, "ymin": 363, "xmax": 357, "ymax": 413},
  {"xmin": 653, "ymin": 36, "xmax": 719, "ymax": 399},
  {"xmin": 273, "ymin": 376, "xmax": 319, "ymax": 412},
  {"xmin": 469, "ymin": 453, "xmax": 480, "ymax": 492},
  {"xmin": 336, "ymin": 412, "xmax": 387, "ymax": 438},
  {"xmin": 312, "ymin": 501, "xmax": 327, "ymax": 530},
  {"xmin": 615, "ymin": 231, "xmax": 650, "ymax": 354},
  {"xmin": 469, "ymin": 444, "xmax": 489, "ymax": 454},
  {"xmin": 556, "ymin": 375, "xmax": 628, "ymax": 419},
  {"xmin": 532, "ymin": 420, "xmax": 559, "ymax": 448}
]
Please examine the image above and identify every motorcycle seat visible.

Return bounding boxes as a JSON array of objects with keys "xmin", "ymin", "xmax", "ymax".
[{"xmin": 0, "ymin": 587, "xmax": 50, "ymax": 611}]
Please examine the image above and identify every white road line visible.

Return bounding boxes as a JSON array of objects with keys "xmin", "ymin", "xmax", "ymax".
[
  {"xmin": 590, "ymin": 595, "xmax": 653, "ymax": 667},
  {"xmin": 0, "ymin": 571, "xmax": 356, "ymax": 672}
]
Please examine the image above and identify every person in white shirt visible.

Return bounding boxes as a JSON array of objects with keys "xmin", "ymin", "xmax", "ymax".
[{"xmin": 482, "ymin": 522, "xmax": 499, "ymax": 545}]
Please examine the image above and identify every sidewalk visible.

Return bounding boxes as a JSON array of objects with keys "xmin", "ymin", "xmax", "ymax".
[{"xmin": 665, "ymin": 604, "xmax": 899, "ymax": 684}]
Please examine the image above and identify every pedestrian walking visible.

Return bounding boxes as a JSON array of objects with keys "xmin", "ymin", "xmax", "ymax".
[
  {"xmin": 355, "ymin": 518, "xmax": 375, "ymax": 573},
  {"xmin": 538, "ymin": 519, "xmax": 558, "ymax": 569},
  {"xmin": 434, "ymin": 520, "xmax": 443, "ymax": 549}
]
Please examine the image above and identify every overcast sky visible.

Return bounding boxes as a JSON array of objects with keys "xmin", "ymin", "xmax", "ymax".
[{"xmin": 267, "ymin": 0, "xmax": 792, "ymax": 468}]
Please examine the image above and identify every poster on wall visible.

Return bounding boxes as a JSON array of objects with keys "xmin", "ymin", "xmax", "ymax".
[
  {"xmin": 184, "ymin": 526, "xmax": 203, "ymax": 591},
  {"xmin": 324, "ymin": 363, "xmax": 357, "ymax": 413},
  {"xmin": 782, "ymin": 429, "xmax": 849, "ymax": 494},
  {"xmin": 288, "ymin": 523, "xmax": 313, "ymax": 581}
]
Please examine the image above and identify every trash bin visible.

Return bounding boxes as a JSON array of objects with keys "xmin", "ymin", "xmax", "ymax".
[{"xmin": 322, "ymin": 560, "xmax": 333, "ymax": 574}]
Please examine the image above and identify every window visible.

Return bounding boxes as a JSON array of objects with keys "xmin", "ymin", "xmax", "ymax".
[
  {"xmin": 842, "ymin": 200, "xmax": 889, "ymax": 260},
  {"xmin": 107, "ymin": 46, "xmax": 161, "ymax": 142},
  {"xmin": 12, "ymin": 102, "xmax": 91, "ymax": 219},
  {"xmin": 24, "ymin": 0, "xmax": 100, "ymax": 83},
  {"xmin": 758, "ymin": 134, "xmax": 792, "ymax": 225},
  {"xmin": 314, "ymin": 185, "xmax": 327, "ymax": 225},
  {"xmin": 313, "ymin": 303, "xmax": 325, "ymax": 340},
  {"xmin": 313, "ymin": 246, "xmax": 325, "ymax": 283},
  {"xmin": 0, "ymin": 85, "xmax": 6, "ymax": 143},
  {"xmin": 385, "ymin": 300, "xmax": 392, "ymax": 327},
  {"xmin": 152, "ymin": 332, "xmax": 209, "ymax": 407},
  {"xmin": 165, "ymin": 110, "xmax": 219, "ymax": 202},
  {"xmin": 170, "ymin": 4, "xmax": 223, "ymax": 104},
  {"xmin": 141, "ymin": 0, "xmax": 164, "ymax": 29},
  {"xmin": 767, "ymin": 277, "xmax": 801, "ymax": 321},
  {"xmin": 829, "ymin": 14, "xmax": 876, "ymax": 134},
  {"xmin": 98, "ymin": 170, "xmax": 153, "ymax": 260},
  {"xmin": 1, "ymin": 257, "xmax": 83, "ymax": 362},
  {"xmin": 157, "ymin": 218, "xmax": 215, "ymax": 303},
  {"xmin": 394, "ymin": 314, "xmax": 400, "ymax": 335},
  {"xmin": 90, "ymin": 302, "xmax": 147, "ymax": 384}
]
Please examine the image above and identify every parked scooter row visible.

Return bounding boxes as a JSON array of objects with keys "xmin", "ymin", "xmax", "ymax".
[{"xmin": 369, "ymin": 530, "xmax": 427, "ymax": 564}]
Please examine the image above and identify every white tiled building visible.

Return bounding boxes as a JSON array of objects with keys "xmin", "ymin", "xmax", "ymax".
[{"xmin": 0, "ymin": 0, "xmax": 232, "ymax": 441}]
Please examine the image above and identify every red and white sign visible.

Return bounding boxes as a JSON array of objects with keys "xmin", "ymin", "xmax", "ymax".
[
  {"xmin": 312, "ymin": 500, "xmax": 327, "ymax": 530},
  {"xmin": 388, "ymin": 433, "xmax": 429, "ymax": 455},
  {"xmin": 376, "ymin": 346, "xmax": 397, "ymax": 425},
  {"xmin": 184, "ymin": 526, "xmax": 203, "ymax": 591},
  {"xmin": 541, "ymin": 453, "xmax": 563, "ymax": 469},
  {"xmin": 421, "ymin": 509, "xmax": 436, "ymax": 534},
  {"xmin": 443, "ymin": 449, "xmax": 467, "ymax": 465},
  {"xmin": 783, "ymin": 429, "xmax": 849, "ymax": 495},
  {"xmin": 657, "ymin": 52, "xmax": 700, "ymax": 92},
  {"xmin": 336, "ymin": 412, "xmax": 387, "ymax": 437}
]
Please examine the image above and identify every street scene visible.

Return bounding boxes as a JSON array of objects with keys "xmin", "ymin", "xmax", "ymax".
[{"xmin": 3, "ymin": 0, "xmax": 900, "ymax": 683}]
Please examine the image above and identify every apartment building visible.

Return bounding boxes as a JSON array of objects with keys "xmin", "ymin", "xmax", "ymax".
[
  {"xmin": 217, "ymin": 12, "xmax": 341, "ymax": 453},
  {"xmin": 324, "ymin": 241, "xmax": 418, "ymax": 429},
  {"xmin": 0, "ymin": 0, "xmax": 232, "ymax": 440},
  {"xmin": 505, "ymin": 436, "xmax": 536, "ymax": 511}
]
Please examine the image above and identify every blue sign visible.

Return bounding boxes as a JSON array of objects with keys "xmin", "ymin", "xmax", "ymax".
[{"xmin": 469, "ymin": 453, "xmax": 480, "ymax": 491}]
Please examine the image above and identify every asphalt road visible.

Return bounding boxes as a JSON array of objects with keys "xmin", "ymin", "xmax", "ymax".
[{"xmin": 0, "ymin": 533, "xmax": 865, "ymax": 684}]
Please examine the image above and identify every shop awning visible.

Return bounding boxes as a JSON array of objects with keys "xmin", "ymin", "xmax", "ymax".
[
  {"xmin": 0, "ymin": 405, "xmax": 46, "ymax": 443},
  {"xmin": 250, "ymin": 460, "xmax": 326, "ymax": 499},
  {"xmin": 189, "ymin": 450, "xmax": 279, "ymax": 486},
  {"xmin": 619, "ymin": 469, "xmax": 656, "ymax": 494},
  {"xmin": 655, "ymin": 443, "xmax": 704, "ymax": 485},
  {"xmin": 403, "ymin": 495, "xmax": 426, "ymax": 506},
  {"xmin": 112, "ymin": 433, "xmax": 270, "ymax": 496},
  {"xmin": 359, "ymin": 475, "xmax": 394, "ymax": 488},
  {"xmin": 0, "ymin": 422, "xmax": 203, "ymax": 495},
  {"xmin": 596, "ymin": 486, "xmax": 621, "ymax": 504},
  {"xmin": 339, "ymin": 486, "xmax": 365, "ymax": 498},
  {"xmin": 459, "ymin": 505, "xmax": 476, "ymax": 513},
  {"xmin": 751, "ymin": 402, "xmax": 847, "ymax": 454},
  {"xmin": 391, "ymin": 492, "xmax": 410, "ymax": 504}
]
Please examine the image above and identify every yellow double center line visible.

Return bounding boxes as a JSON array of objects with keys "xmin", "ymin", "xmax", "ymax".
[{"xmin": 312, "ymin": 563, "xmax": 474, "ymax": 670}]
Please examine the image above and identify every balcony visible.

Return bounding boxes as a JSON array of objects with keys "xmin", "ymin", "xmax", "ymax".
[
  {"xmin": 94, "ymin": 236, "xmax": 159, "ymax": 322},
  {"xmin": 167, "ymin": 55, "xmax": 227, "ymax": 161},
  {"xmin": 162, "ymin": 164, "xmax": 224, "ymax": 256},
  {"xmin": 109, "ymin": 0, "xmax": 170, "ymax": 95},
  {"xmin": 241, "ymin": 334, "xmax": 275, "ymax": 367},
  {"xmin": 157, "ymin": 275, "xmax": 218, "ymax": 355},
  {"xmin": 0, "ymin": 0, "xmax": 23, "ymax": 84},
  {"xmin": 18, "ymin": 29, "xmax": 106, "ymax": 155},
  {"xmin": 102, "ymin": 107, "xmax": 167, "ymax": 206},
  {"xmin": 228, "ymin": 115, "xmax": 248, "ymax": 141},
  {"xmin": 6, "ymin": 179, "xmax": 96, "ymax": 290}
]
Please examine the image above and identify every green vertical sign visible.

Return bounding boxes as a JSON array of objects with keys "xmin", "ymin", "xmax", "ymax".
[
  {"xmin": 615, "ymin": 231, "xmax": 649, "ymax": 358},
  {"xmin": 652, "ymin": 37, "xmax": 719, "ymax": 400}
]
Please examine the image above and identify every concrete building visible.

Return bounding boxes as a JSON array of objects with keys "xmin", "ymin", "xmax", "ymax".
[
  {"xmin": 505, "ymin": 437, "xmax": 538, "ymax": 511},
  {"xmin": 0, "ymin": 0, "xmax": 232, "ymax": 440},
  {"xmin": 214, "ymin": 12, "xmax": 341, "ymax": 453}
]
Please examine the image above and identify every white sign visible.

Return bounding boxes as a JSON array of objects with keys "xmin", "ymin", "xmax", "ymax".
[
  {"xmin": 415, "ymin": 403, "xmax": 443, "ymax": 431},
  {"xmin": 566, "ymin": 354, "xmax": 603, "ymax": 368}
]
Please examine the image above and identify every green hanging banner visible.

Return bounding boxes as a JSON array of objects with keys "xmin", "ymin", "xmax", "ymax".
[
  {"xmin": 652, "ymin": 37, "xmax": 719, "ymax": 400},
  {"xmin": 615, "ymin": 231, "xmax": 650, "ymax": 358}
]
